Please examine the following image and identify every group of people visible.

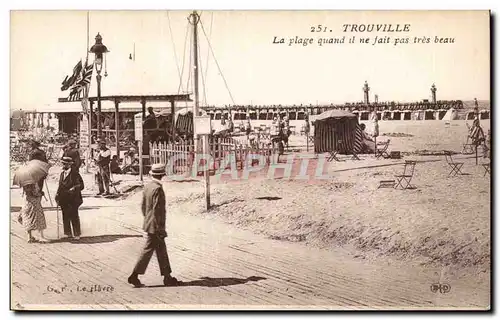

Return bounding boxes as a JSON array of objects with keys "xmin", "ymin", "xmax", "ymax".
[
  {"xmin": 18, "ymin": 139, "xmax": 85, "ymax": 243},
  {"xmin": 19, "ymin": 138, "xmax": 179, "ymax": 287}
]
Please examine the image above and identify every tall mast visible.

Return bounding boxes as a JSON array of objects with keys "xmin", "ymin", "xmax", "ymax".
[
  {"xmin": 190, "ymin": 10, "xmax": 200, "ymax": 149},
  {"xmin": 192, "ymin": 10, "xmax": 200, "ymax": 116}
]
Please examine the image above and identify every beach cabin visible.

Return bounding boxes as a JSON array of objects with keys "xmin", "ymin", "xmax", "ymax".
[
  {"xmin": 402, "ymin": 110, "xmax": 412, "ymax": 120},
  {"xmin": 258, "ymin": 108, "xmax": 268, "ymax": 120},
  {"xmin": 248, "ymin": 109, "xmax": 257, "ymax": 120},
  {"xmin": 435, "ymin": 109, "xmax": 447, "ymax": 120},
  {"xmin": 466, "ymin": 111, "xmax": 476, "ymax": 120},
  {"xmin": 391, "ymin": 110, "xmax": 402, "ymax": 120},
  {"xmin": 381, "ymin": 111, "xmax": 391, "ymax": 120},
  {"xmin": 480, "ymin": 110, "xmax": 490, "ymax": 120},
  {"xmin": 359, "ymin": 111, "xmax": 370, "ymax": 121},
  {"xmin": 424, "ymin": 109, "xmax": 435, "ymax": 120}
]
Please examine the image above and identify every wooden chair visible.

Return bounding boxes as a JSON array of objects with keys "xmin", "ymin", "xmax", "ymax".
[
  {"xmin": 483, "ymin": 163, "xmax": 490, "ymax": 176},
  {"xmin": 394, "ymin": 160, "xmax": 417, "ymax": 189},
  {"xmin": 376, "ymin": 139, "xmax": 391, "ymax": 159},
  {"xmin": 444, "ymin": 151, "xmax": 464, "ymax": 177}
]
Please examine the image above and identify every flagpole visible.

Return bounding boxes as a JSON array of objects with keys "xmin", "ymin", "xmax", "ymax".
[{"xmin": 85, "ymin": 11, "xmax": 92, "ymax": 174}]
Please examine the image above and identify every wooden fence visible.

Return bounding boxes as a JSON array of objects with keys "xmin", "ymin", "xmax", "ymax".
[{"xmin": 149, "ymin": 136, "xmax": 278, "ymax": 176}]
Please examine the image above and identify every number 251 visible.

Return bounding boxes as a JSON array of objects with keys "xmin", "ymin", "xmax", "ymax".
[{"xmin": 311, "ymin": 25, "xmax": 326, "ymax": 32}]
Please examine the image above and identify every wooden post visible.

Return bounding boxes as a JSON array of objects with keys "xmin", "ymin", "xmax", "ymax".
[
  {"xmin": 203, "ymin": 134, "xmax": 210, "ymax": 210},
  {"xmin": 170, "ymin": 99, "xmax": 176, "ymax": 143},
  {"xmin": 141, "ymin": 98, "xmax": 146, "ymax": 118},
  {"xmin": 139, "ymin": 140, "xmax": 143, "ymax": 182},
  {"xmin": 87, "ymin": 100, "xmax": 94, "ymax": 173},
  {"xmin": 475, "ymin": 144, "xmax": 478, "ymax": 165},
  {"xmin": 306, "ymin": 131, "xmax": 309, "ymax": 152},
  {"xmin": 114, "ymin": 99, "xmax": 120, "ymax": 158}
]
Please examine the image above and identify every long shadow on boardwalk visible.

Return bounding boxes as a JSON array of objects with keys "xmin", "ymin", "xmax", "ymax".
[
  {"xmin": 147, "ymin": 276, "xmax": 266, "ymax": 288},
  {"xmin": 50, "ymin": 234, "xmax": 143, "ymax": 244}
]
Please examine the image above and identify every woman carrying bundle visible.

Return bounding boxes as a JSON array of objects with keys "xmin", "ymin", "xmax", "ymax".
[{"xmin": 18, "ymin": 182, "xmax": 48, "ymax": 243}]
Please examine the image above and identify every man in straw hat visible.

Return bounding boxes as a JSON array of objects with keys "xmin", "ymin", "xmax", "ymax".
[
  {"xmin": 55, "ymin": 156, "xmax": 84, "ymax": 240},
  {"xmin": 95, "ymin": 139, "xmax": 111, "ymax": 196},
  {"xmin": 128, "ymin": 163, "xmax": 180, "ymax": 288}
]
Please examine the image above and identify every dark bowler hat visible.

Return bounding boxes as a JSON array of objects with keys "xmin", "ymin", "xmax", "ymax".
[
  {"xmin": 149, "ymin": 163, "xmax": 166, "ymax": 176},
  {"xmin": 61, "ymin": 156, "xmax": 74, "ymax": 164},
  {"xmin": 68, "ymin": 139, "xmax": 77, "ymax": 146}
]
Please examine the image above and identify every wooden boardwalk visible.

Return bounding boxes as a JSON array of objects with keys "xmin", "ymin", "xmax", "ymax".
[{"xmin": 10, "ymin": 188, "xmax": 489, "ymax": 310}]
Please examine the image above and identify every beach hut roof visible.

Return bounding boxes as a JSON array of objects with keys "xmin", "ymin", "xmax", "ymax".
[{"xmin": 315, "ymin": 109, "xmax": 357, "ymax": 122}]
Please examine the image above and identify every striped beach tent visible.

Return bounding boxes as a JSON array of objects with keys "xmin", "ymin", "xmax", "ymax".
[{"xmin": 313, "ymin": 110, "xmax": 358, "ymax": 154}]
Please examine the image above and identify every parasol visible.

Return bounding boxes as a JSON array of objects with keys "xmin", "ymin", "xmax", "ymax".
[{"xmin": 12, "ymin": 160, "xmax": 50, "ymax": 187}]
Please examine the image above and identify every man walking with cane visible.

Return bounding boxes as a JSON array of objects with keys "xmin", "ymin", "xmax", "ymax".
[
  {"xmin": 128, "ymin": 163, "xmax": 180, "ymax": 288},
  {"xmin": 55, "ymin": 157, "xmax": 84, "ymax": 240}
]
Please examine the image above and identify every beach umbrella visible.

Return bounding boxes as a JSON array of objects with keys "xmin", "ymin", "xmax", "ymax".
[{"xmin": 12, "ymin": 159, "xmax": 49, "ymax": 187}]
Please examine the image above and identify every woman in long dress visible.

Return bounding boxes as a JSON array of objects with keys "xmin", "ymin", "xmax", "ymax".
[{"xmin": 18, "ymin": 183, "xmax": 48, "ymax": 243}]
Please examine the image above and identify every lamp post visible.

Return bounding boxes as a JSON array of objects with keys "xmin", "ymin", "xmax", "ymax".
[{"xmin": 89, "ymin": 33, "xmax": 109, "ymax": 139}]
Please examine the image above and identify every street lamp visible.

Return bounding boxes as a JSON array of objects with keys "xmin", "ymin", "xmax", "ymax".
[{"xmin": 89, "ymin": 33, "xmax": 109, "ymax": 139}]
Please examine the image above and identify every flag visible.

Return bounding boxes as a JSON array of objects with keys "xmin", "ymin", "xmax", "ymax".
[
  {"xmin": 67, "ymin": 60, "xmax": 94, "ymax": 107},
  {"xmin": 61, "ymin": 60, "xmax": 83, "ymax": 91}
]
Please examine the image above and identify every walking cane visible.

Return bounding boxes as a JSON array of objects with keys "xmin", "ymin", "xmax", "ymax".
[
  {"xmin": 44, "ymin": 179, "xmax": 53, "ymax": 207},
  {"xmin": 44, "ymin": 179, "xmax": 59, "ymax": 239}
]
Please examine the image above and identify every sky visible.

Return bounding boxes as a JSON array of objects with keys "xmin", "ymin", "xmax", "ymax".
[{"xmin": 10, "ymin": 10, "xmax": 490, "ymax": 111}]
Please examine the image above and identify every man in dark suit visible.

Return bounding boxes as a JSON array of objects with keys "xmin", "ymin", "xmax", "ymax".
[
  {"xmin": 28, "ymin": 139, "xmax": 48, "ymax": 194},
  {"xmin": 128, "ymin": 163, "xmax": 180, "ymax": 287},
  {"xmin": 55, "ymin": 157, "xmax": 84, "ymax": 240},
  {"xmin": 63, "ymin": 139, "xmax": 81, "ymax": 170}
]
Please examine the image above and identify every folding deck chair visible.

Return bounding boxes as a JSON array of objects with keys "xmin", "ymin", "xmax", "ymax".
[
  {"xmin": 394, "ymin": 160, "xmax": 417, "ymax": 189},
  {"xmin": 327, "ymin": 139, "xmax": 360, "ymax": 162},
  {"xmin": 483, "ymin": 163, "xmax": 490, "ymax": 176},
  {"xmin": 444, "ymin": 151, "xmax": 464, "ymax": 177},
  {"xmin": 338, "ymin": 139, "xmax": 360, "ymax": 161},
  {"xmin": 327, "ymin": 149, "xmax": 341, "ymax": 162},
  {"xmin": 376, "ymin": 139, "xmax": 391, "ymax": 159},
  {"xmin": 378, "ymin": 160, "xmax": 417, "ymax": 189}
]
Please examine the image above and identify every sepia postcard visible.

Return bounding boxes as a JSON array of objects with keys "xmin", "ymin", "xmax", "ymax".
[{"xmin": 9, "ymin": 10, "xmax": 491, "ymax": 311}]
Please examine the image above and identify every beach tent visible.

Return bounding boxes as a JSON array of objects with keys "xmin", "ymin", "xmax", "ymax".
[
  {"xmin": 442, "ymin": 108, "xmax": 458, "ymax": 121},
  {"xmin": 313, "ymin": 110, "xmax": 358, "ymax": 154}
]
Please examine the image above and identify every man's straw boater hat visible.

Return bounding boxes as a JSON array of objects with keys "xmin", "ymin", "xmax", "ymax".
[
  {"xmin": 150, "ymin": 163, "xmax": 166, "ymax": 176},
  {"xmin": 61, "ymin": 156, "xmax": 74, "ymax": 165}
]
